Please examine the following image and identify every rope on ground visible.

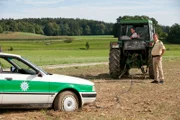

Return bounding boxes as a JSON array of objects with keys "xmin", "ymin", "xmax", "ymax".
[{"xmin": 93, "ymin": 79, "xmax": 133, "ymax": 109}]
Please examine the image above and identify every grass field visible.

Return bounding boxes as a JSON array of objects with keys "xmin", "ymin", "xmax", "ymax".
[{"xmin": 0, "ymin": 32, "xmax": 180, "ymax": 66}]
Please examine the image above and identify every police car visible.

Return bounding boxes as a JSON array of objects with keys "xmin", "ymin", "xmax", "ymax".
[{"xmin": 0, "ymin": 53, "xmax": 96, "ymax": 111}]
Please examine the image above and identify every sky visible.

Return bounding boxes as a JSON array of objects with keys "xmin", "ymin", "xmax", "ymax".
[{"xmin": 0, "ymin": 0, "xmax": 179, "ymax": 26}]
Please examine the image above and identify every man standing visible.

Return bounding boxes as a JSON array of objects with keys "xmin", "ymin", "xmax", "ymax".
[{"xmin": 151, "ymin": 33, "xmax": 166, "ymax": 83}]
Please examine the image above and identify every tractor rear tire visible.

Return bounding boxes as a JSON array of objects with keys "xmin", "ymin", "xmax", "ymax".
[
  {"xmin": 109, "ymin": 48, "xmax": 121, "ymax": 79},
  {"xmin": 148, "ymin": 49, "xmax": 154, "ymax": 79}
]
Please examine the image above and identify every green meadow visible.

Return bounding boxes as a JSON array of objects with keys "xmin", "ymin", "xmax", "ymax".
[{"xmin": 0, "ymin": 32, "xmax": 179, "ymax": 66}]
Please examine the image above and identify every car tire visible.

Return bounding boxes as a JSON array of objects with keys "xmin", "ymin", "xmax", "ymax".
[{"xmin": 54, "ymin": 91, "xmax": 79, "ymax": 112}]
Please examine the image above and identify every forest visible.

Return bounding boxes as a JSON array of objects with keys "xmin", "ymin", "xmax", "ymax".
[{"xmin": 0, "ymin": 18, "xmax": 113, "ymax": 36}]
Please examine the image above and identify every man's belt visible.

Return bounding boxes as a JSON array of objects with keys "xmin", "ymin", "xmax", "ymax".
[{"xmin": 152, "ymin": 55, "xmax": 160, "ymax": 58}]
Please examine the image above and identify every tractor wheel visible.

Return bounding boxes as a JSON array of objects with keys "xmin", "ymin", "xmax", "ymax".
[
  {"xmin": 109, "ymin": 48, "xmax": 121, "ymax": 79},
  {"xmin": 148, "ymin": 49, "xmax": 154, "ymax": 79}
]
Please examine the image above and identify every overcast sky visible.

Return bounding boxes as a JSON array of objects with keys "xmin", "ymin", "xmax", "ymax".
[{"xmin": 0, "ymin": 0, "xmax": 179, "ymax": 26}]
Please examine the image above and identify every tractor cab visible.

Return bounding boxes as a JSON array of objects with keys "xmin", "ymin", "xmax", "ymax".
[{"xmin": 119, "ymin": 20, "xmax": 154, "ymax": 41}]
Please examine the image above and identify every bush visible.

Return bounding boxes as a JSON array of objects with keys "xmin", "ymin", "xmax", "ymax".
[
  {"xmin": 8, "ymin": 47, "xmax": 13, "ymax": 51},
  {"xmin": 166, "ymin": 48, "xmax": 170, "ymax": 51},
  {"xmin": 63, "ymin": 38, "xmax": 74, "ymax": 43},
  {"xmin": 85, "ymin": 42, "xmax": 90, "ymax": 49}
]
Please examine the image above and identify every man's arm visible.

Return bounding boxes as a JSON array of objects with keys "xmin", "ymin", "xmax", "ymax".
[
  {"xmin": 160, "ymin": 49, "xmax": 165, "ymax": 57},
  {"xmin": 130, "ymin": 33, "xmax": 138, "ymax": 39},
  {"xmin": 158, "ymin": 49, "xmax": 165, "ymax": 60},
  {"xmin": 159, "ymin": 49, "xmax": 165, "ymax": 60},
  {"xmin": 160, "ymin": 41, "xmax": 166, "ymax": 58}
]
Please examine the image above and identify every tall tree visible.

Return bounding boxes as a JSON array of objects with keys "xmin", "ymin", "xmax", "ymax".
[
  {"xmin": 84, "ymin": 25, "xmax": 91, "ymax": 35},
  {"xmin": 18, "ymin": 22, "xmax": 26, "ymax": 32},
  {"xmin": 0, "ymin": 25, "xmax": 3, "ymax": 33},
  {"xmin": 34, "ymin": 24, "xmax": 44, "ymax": 35},
  {"xmin": 69, "ymin": 21, "xmax": 82, "ymax": 35},
  {"xmin": 161, "ymin": 25, "xmax": 170, "ymax": 34},
  {"xmin": 112, "ymin": 23, "xmax": 119, "ymax": 37},
  {"xmin": 150, "ymin": 17, "xmax": 158, "ymax": 26},
  {"xmin": 62, "ymin": 23, "xmax": 70, "ymax": 35},
  {"xmin": 95, "ymin": 23, "xmax": 105, "ymax": 35},
  {"xmin": 8, "ymin": 19, "xmax": 18, "ymax": 31},
  {"xmin": 27, "ymin": 24, "xmax": 35, "ymax": 33},
  {"xmin": 167, "ymin": 23, "xmax": 180, "ymax": 43},
  {"xmin": 44, "ymin": 22, "xmax": 59, "ymax": 36},
  {"xmin": 105, "ymin": 23, "xmax": 113, "ymax": 35}
]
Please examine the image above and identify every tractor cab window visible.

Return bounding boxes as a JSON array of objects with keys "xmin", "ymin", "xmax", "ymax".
[
  {"xmin": 120, "ymin": 24, "xmax": 149, "ymax": 40},
  {"xmin": 149, "ymin": 23, "xmax": 154, "ymax": 40}
]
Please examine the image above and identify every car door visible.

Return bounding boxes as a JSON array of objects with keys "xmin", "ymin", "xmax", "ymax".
[
  {"xmin": 2, "ymin": 73, "xmax": 50, "ymax": 104},
  {"xmin": 0, "ymin": 56, "xmax": 51, "ymax": 104}
]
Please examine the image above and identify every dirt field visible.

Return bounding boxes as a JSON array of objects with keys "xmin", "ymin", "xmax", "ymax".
[{"xmin": 0, "ymin": 60, "xmax": 180, "ymax": 120}]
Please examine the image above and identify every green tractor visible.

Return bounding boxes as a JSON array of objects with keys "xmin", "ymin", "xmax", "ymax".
[{"xmin": 109, "ymin": 19, "xmax": 155, "ymax": 79}]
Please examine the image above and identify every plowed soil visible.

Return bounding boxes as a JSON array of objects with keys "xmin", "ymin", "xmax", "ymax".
[{"xmin": 0, "ymin": 60, "xmax": 180, "ymax": 120}]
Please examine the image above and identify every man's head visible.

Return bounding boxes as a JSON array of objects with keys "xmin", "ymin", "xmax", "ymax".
[
  {"xmin": 130, "ymin": 27, "xmax": 135, "ymax": 34},
  {"xmin": 153, "ymin": 33, "xmax": 159, "ymax": 42}
]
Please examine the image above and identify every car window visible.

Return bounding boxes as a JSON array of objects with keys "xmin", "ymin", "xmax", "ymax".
[
  {"xmin": 0, "ymin": 57, "xmax": 37, "ymax": 75},
  {"xmin": 10, "ymin": 58, "xmax": 30, "ymax": 69},
  {"xmin": 0, "ymin": 58, "xmax": 12, "ymax": 72},
  {"xmin": 9, "ymin": 58, "xmax": 37, "ymax": 75}
]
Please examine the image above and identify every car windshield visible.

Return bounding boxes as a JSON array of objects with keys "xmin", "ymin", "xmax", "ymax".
[
  {"xmin": 120, "ymin": 24, "xmax": 149, "ymax": 40},
  {"xmin": 21, "ymin": 57, "xmax": 49, "ymax": 75}
]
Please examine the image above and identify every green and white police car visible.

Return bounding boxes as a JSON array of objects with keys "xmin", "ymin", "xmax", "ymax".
[{"xmin": 0, "ymin": 53, "xmax": 96, "ymax": 111}]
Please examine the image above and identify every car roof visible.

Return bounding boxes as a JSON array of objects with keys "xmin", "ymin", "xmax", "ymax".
[{"xmin": 0, "ymin": 52, "xmax": 21, "ymax": 58}]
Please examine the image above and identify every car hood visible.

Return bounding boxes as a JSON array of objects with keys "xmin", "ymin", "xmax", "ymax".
[{"xmin": 48, "ymin": 74, "xmax": 94, "ymax": 86}]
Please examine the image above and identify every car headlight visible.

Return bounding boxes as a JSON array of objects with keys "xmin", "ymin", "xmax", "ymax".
[{"xmin": 92, "ymin": 85, "xmax": 95, "ymax": 91}]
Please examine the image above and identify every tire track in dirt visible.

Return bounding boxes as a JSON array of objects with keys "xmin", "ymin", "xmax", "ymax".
[{"xmin": 41, "ymin": 62, "xmax": 108, "ymax": 69}]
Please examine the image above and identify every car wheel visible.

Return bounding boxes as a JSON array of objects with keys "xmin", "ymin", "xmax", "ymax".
[{"xmin": 54, "ymin": 91, "xmax": 79, "ymax": 112}]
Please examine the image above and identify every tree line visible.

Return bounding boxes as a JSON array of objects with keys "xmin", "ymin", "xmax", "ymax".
[
  {"xmin": 0, "ymin": 18, "xmax": 113, "ymax": 36},
  {"xmin": 0, "ymin": 16, "xmax": 179, "ymax": 43}
]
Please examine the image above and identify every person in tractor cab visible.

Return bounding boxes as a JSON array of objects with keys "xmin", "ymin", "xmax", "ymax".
[
  {"xmin": 130, "ymin": 27, "xmax": 139, "ymax": 39},
  {"xmin": 151, "ymin": 33, "xmax": 166, "ymax": 84}
]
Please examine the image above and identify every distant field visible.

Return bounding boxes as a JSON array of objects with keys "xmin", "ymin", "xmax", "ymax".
[
  {"xmin": 0, "ymin": 39, "xmax": 116, "ymax": 50},
  {"xmin": 0, "ymin": 32, "xmax": 180, "ymax": 66},
  {"xmin": 0, "ymin": 32, "xmax": 70, "ymax": 40}
]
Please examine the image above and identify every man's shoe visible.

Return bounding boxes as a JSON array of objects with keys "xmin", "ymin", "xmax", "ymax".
[
  {"xmin": 159, "ymin": 80, "xmax": 164, "ymax": 84},
  {"xmin": 151, "ymin": 80, "xmax": 158, "ymax": 84}
]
